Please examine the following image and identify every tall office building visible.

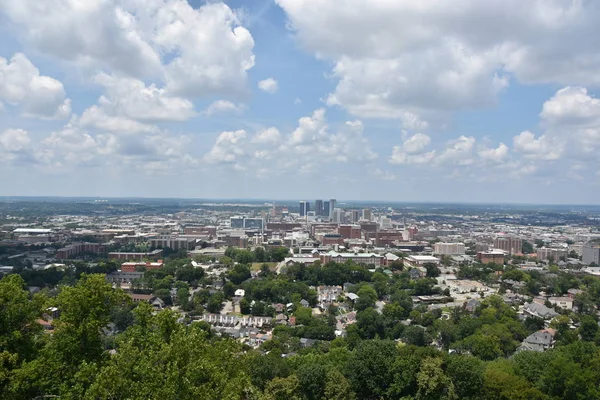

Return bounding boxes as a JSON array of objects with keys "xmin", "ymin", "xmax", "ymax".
[
  {"xmin": 362, "ymin": 208, "xmax": 372, "ymax": 221},
  {"xmin": 332, "ymin": 208, "xmax": 344, "ymax": 223},
  {"xmin": 323, "ymin": 201, "xmax": 330, "ymax": 217},
  {"xmin": 351, "ymin": 210, "xmax": 360, "ymax": 223},
  {"xmin": 329, "ymin": 199, "xmax": 337, "ymax": 218},
  {"xmin": 299, "ymin": 201, "xmax": 310, "ymax": 217},
  {"xmin": 315, "ymin": 199, "xmax": 324, "ymax": 216}
]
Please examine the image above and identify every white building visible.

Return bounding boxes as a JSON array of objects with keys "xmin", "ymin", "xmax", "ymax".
[
  {"xmin": 433, "ymin": 242, "xmax": 466, "ymax": 255},
  {"xmin": 403, "ymin": 255, "xmax": 440, "ymax": 268}
]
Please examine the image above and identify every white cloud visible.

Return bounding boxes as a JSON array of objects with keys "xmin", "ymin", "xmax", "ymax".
[
  {"xmin": 540, "ymin": 86, "xmax": 600, "ymax": 127},
  {"xmin": 204, "ymin": 130, "xmax": 248, "ymax": 165},
  {"xmin": 276, "ymin": 0, "xmax": 600, "ymax": 125},
  {"xmin": 204, "ymin": 109, "xmax": 377, "ymax": 176},
  {"xmin": 203, "ymin": 100, "xmax": 243, "ymax": 116},
  {"xmin": 258, "ymin": 78, "xmax": 278, "ymax": 94},
  {"xmin": 402, "ymin": 133, "xmax": 431, "ymax": 154},
  {"xmin": 478, "ymin": 143, "xmax": 509, "ymax": 163},
  {"xmin": 389, "ymin": 133, "xmax": 435, "ymax": 165},
  {"xmin": 0, "ymin": 128, "xmax": 30, "ymax": 153},
  {"xmin": 513, "ymin": 131, "xmax": 562, "ymax": 161},
  {"xmin": 0, "ymin": 53, "xmax": 71, "ymax": 119},
  {"xmin": 79, "ymin": 106, "xmax": 158, "ymax": 135},
  {"xmin": 371, "ymin": 168, "xmax": 397, "ymax": 181},
  {"xmin": 434, "ymin": 135, "xmax": 476, "ymax": 166},
  {"xmin": 252, "ymin": 127, "xmax": 281, "ymax": 144},
  {"xmin": 1, "ymin": 1, "xmax": 256, "ymax": 97},
  {"xmin": 93, "ymin": 73, "xmax": 195, "ymax": 122}
]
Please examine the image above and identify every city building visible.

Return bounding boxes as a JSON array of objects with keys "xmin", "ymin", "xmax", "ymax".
[
  {"xmin": 108, "ymin": 249, "xmax": 163, "ymax": 261},
  {"xmin": 362, "ymin": 208, "xmax": 372, "ymax": 221},
  {"xmin": 372, "ymin": 230, "xmax": 403, "ymax": 247},
  {"xmin": 315, "ymin": 200, "xmax": 324, "ymax": 216},
  {"xmin": 433, "ymin": 242, "xmax": 466, "ymax": 255},
  {"xmin": 536, "ymin": 247, "xmax": 568, "ymax": 262},
  {"xmin": 55, "ymin": 242, "xmax": 109, "ymax": 259},
  {"xmin": 332, "ymin": 208, "xmax": 345, "ymax": 223},
  {"xmin": 230, "ymin": 217, "xmax": 245, "ymax": 229},
  {"xmin": 323, "ymin": 201, "xmax": 330, "ymax": 218},
  {"xmin": 121, "ymin": 261, "xmax": 164, "ymax": 272},
  {"xmin": 403, "ymin": 255, "xmax": 440, "ymax": 268},
  {"xmin": 582, "ymin": 241, "xmax": 600, "ymax": 265},
  {"xmin": 242, "ymin": 218, "xmax": 264, "ymax": 230},
  {"xmin": 476, "ymin": 250, "xmax": 505, "ymax": 264},
  {"xmin": 338, "ymin": 224, "xmax": 361, "ymax": 239},
  {"xmin": 493, "ymin": 236, "xmax": 523, "ymax": 255},
  {"xmin": 150, "ymin": 237, "xmax": 196, "ymax": 251},
  {"xmin": 320, "ymin": 251, "xmax": 384, "ymax": 267},
  {"xmin": 329, "ymin": 199, "xmax": 337, "ymax": 218},
  {"xmin": 299, "ymin": 201, "xmax": 310, "ymax": 217}
]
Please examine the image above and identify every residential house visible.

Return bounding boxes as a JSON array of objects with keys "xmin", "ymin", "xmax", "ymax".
[
  {"xmin": 522, "ymin": 302, "xmax": 559, "ymax": 319},
  {"xmin": 516, "ymin": 329, "xmax": 556, "ymax": 352},
  {"xmin": 548, "ymin": 296, "xmax": 574, "ymax": 310}
]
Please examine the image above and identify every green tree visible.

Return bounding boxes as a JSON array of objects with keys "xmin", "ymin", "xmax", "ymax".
[{"xmin": 416, "ymin": 357, "xmax": 456, "ymax": 400}]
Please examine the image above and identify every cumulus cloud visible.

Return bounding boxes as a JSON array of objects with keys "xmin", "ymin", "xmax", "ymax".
[
  {"xmin": 389, "ymin": 133, "xmax": 436, "ymax": 165},
  {"xmin": 203, "ymin": 100, "xmax": 244, "ymax": 116},
  {"xmin": 258, "ymin": 78, "xmax": 278, "ymax": 94},
  {"xmin": 0, "ymin": 53, "xmax": 71, "ymax": 119},
  {"xmin": 92, "ymin": 73, "xmax": 195, "ymax": 122},
  {"xmin": 1, "ymin": 1, "xmax": 255, "ymax": 97},
  {"xmin": 478, "ymin": 143, "xmax": 509, "ymax": 164},
  {"xmin": 276, "ymin": 0, "xmax": 600, "ymax": 126},
  {"xmin": 513, "ymin": 131, "xmax": 562, "ymax": 161},
  {"xmin": 204, "ymin": 109, "xmax": 377, "ymax": 175}
]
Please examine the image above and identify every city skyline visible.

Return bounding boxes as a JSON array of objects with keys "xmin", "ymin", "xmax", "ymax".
[{"xmin": 2, "ymin": 1, "xmax": 600, "ymax": 203}]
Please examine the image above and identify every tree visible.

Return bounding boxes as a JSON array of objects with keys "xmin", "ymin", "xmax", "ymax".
[
  {"xmin": 416, "ymin": 357, "xmax": 456, "ymax": 400},
  {"xmin": 263, "ymin": 375, "xmax": 301, "ymax": 400},
  {"xmin": 424, "ymin": 263, "xmax": 441, "ymax": 278},
  {"xmin": 445, "ymin": 355, "xmax": 484, "ymax": 400},
  {"xmin": 579, "ymin": 315, "xmax": 598, "ymax": 341},
  {"xmin": 296, "ymin": 361, "xmax": 326, "ymax": 400},
  {"xmin": 402, "ymin": 325, "xmax": 427, "ymax": 347},
  {"xmin": 345, "ymin": 340, "xmax": 397, "ymax": 399},
  {"xmin": 227, "ymin": 264, "xmax": 251, "ymax": 285},
  {"xmin": 522, "ymin": 241, "xmax": 534, "ymax": 254},
  {"xmin": 356, "ymin": 307, "xmax": 384, "ymax": 339},
  {"xmin": 324, "ymin": 369, "xmax": 356, "ymax": 400},
  {"xmin": 206, "ymin": 293, "xmax": 224, "ymax": 314}
]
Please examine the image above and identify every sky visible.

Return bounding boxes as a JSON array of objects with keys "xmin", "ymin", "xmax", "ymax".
[{"xmin": 1, "ymin": 0, "xmax": 600, "ymax": 204}]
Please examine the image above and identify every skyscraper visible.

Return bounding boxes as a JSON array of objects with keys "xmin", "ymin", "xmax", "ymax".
[
  {"xmin": 299, "ymin": 201, "xmax": 310, "ymax": 217},
  {"xmin": 323, "ymin": 201, "xmax": 330, "ymax": 217},
  {"xmin": 315, "ymin": 199, "xmax": 324, "ymax": 216},
  {"xmin": 362, "ymin": 208, "xmax": 372, "ymax": 221},
  {"xmin": 329, "ymin": 199, "xmax": 337, "ymax": 218}
]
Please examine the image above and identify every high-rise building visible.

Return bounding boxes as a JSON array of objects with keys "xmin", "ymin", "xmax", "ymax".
[
  {"xmin": 583, "ymin": 242, "xmax": 600, "ymax": 265},
  {"xmin": 362, "ymin": 208, "xmax": 372, "ymax": 221},
  {"xmin": 329, "ymin": 199, "xmax": 337, "ymax": 218},
  {"xmin": 299, "ymin": 201, "xmax": 310, "ymax": 217},
  {"xmin": 493, "ymin": 236, "xmax": 523, "ymax": 255},
  {"xmin": 230, "ymin": 217, "xmax": 244, "ymax": 229},
  {"xmin": 332, "ymin": 208, "xmax": 344, "ymax": 223},
  {"xmin": 315, "ymin": 199, "xmax": 324, "ymax": 216},
  {"xmin": 323, "ymin": 201, "xmax": 330, "ymax": 217},
  {"xmin": 351, "ymin": 210, "xmax": 361, "ymax": 223}
]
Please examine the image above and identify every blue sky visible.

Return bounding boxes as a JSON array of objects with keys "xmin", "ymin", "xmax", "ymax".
[{"xmin": 1, "ymin": 0, "xmax": 600, "ymax": 204}]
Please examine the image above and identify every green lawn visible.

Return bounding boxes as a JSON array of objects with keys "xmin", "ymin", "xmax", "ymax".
[{"xmin": 251, "ymin": 262, "xmax": 277, "ymax": 271}]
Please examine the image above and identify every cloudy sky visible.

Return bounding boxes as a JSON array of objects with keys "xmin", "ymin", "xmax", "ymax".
[{"xmin": 1, "ymin": 0, "xmax": 600, "ymax": 204}]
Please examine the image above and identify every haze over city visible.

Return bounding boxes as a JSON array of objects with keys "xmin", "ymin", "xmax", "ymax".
[{"xmin": 2, "ymin": 1, "xmax": 600, "ymax": 203}]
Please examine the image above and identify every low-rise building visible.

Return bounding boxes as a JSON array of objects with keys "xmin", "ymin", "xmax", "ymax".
[{"xmin": 403, "ymin": 255, "xmax": 440, "ymax": 268}]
